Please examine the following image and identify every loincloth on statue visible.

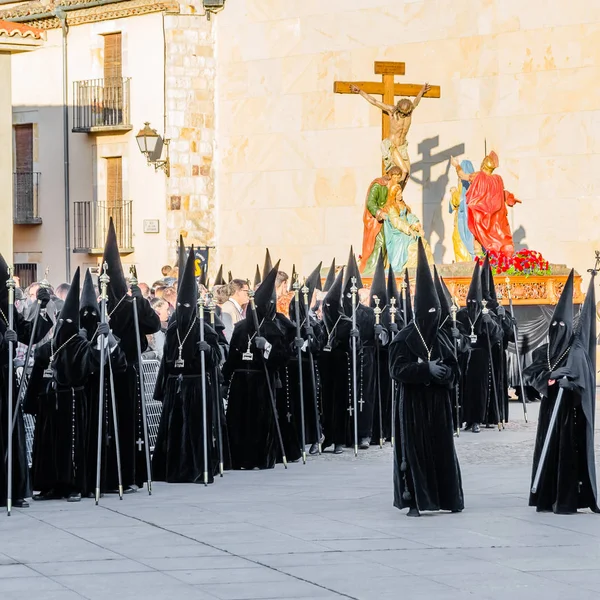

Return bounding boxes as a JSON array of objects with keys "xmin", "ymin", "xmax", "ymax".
[{"xmin": 381, "ymin": 138, "xmax": 409, "ymax": 172}]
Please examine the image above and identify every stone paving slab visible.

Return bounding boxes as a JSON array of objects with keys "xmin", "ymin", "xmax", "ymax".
[{"xmin": 1, "ymin": 402, "xmax": 600, "ymax": 599}]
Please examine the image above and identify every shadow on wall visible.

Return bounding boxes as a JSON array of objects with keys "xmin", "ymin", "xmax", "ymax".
[
  {"xmin": 513, "ymin": 226, "xmax": 529, "ymax": 251},
  {"xmin": 409, "ymin": 136, "xmax": 465, "ymax": 263}
]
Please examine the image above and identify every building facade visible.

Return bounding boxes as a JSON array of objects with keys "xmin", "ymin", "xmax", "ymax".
[{"xmin": 4, "ymin": 0, "xmax": 217, "ymax": 286}]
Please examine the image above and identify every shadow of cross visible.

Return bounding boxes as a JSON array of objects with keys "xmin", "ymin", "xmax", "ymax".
[{"xmin": 409, "ymin": 136, "xmax": 465, "ymax": 262}]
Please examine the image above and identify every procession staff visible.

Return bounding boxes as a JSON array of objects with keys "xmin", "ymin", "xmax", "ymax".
[
  {"xmin": 450, "ymin": 302, "xmax": 461, "ymax": 437},
  {"xmin": 6, "ymin": 265, "xmax": 14, "ymax": 515},
  {"xmin": 208, "ymin": 294, "xmax": 224, "ymax": 476},
  {"xmin": 197, "ymin": 293, "xmax": 210, "ymax": 485},
  {"xmin": 350, "ymin": 276, "xmax": 359, "ymax": 457},
  {"xmin": 373, "ymin": 297, "xmax": 384, "ymax": 448},
  {"xmin": 389, "ymin": 297, "xmax": 398, "ymax": 448},
  {"xmin": 292, "ymin": 277, "xmax": 307, "ymax": 464},
  {"xmin": 482, "ymin": 299, "xmax": 502, "ymax": 431},
  {"xmin": 129, "ymin": 266, "xmax": 152, "ymax": 495},
  {"xmin": 505, "ymin": 277, "xmax": 528, "ymax": 422}
]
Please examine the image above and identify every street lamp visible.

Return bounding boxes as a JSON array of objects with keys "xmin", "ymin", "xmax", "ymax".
[
  {"xmin": 135, "ymin": 122, "xmax": 170, "ymax": 177},
  {"xmin": 203, "ymin": 0, "xmax": 226, "ymax": 20}
]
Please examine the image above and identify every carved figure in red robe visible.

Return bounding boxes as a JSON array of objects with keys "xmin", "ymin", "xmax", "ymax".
[{"xmin": 451, "ymin": 152, "xmax": 521, "ymax": 257}]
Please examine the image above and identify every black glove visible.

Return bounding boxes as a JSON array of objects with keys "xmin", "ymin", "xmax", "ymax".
[
  {"xmin": 550, "ymin": 367, "xmax": 570, "ymax": 380},
  {"xmin": 79, "ymin": 328, "xmax": 88, "ymax": 340},
  {"xmin": 497, "ymin": 306, "xmax": 506, "ymax": 317},
  {"xmin": 428, "ymin": 359, "xmax": 446, "ymax": 379},
  {"xmin": 4, "ymin": 329, "xmax": 17, "ymax": 344},
  {"xmin": 198, "ymin": 340, "xmax": 211, "ymax": 353},
  {"xmin": 97, "ymin": 322, "xmax": 110, "ymax": 337},
  {"xmin": 130, "ymin": 285, "xmax": 143, "ymax": 300},
  {"xmin": 482, "ymin": 312, "xmax": 493, "ymax": 325},
  {"xmin": 559, "ymin": 377, "xmax": 575, "ymax": 390},
  {"xmin": 36, "ymin": 286, "xmax": 51, "ymax": 308},
  {"xmin": 389, "ymin": 322, "xmax": 399, "ymax": 334},
  {"xmin": 451, "ymin": 327, "xmax": 460, "ymax": 340},
  {"xmin": 254, "ymin": 336, "xmax": 267, "ymax": 350},
  {"xmin": 350, "ymin": 328, "xmax": 359, "ymax": 339},
  {"xmin": 374, "ymin": 324, "xmax": 384, "ymax": 337},
  {"xmin": 294, "ymin": 337, "xmax": 304, "ymax": 350}
]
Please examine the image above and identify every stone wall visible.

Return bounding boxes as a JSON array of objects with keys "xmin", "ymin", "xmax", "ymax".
[
  {"xmin": 164, "ymin": 2, "xmax": 216, "ymax": 264},
  {"xmin": 214, "ymin": 0, "xmax": 600, "ymax": 281}
]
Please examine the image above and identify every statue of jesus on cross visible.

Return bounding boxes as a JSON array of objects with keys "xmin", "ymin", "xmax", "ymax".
[{"xmin": 350, "ymin": 82, "xmax": 431, "ymax": 187}]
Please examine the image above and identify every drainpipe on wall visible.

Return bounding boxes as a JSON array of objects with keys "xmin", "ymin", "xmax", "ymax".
[{"xmin": 55, "ymin": 8, "xmax": 71, "ymax": 281}]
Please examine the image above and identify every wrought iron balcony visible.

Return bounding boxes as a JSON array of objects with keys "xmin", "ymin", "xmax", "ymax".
[
  {"xmin": 72, "ymin": 77, "xmax": 132, "ymax": 133},
  {"xmin": 14, "ymin": 172, "xmax": 41, "ymax": 224},
  {"xmin": 73, "ymin": 200, "xmax": 134, "ymax": 254}
]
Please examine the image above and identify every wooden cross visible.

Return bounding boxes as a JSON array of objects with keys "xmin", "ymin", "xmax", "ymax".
[{"xmin": 334, "ymin": 61, "xmax": 441, "ymax": 173}]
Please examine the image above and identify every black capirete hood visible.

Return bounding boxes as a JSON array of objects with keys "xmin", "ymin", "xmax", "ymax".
[
  {"xmin": 322, "ymin": 267, "xmax": 345, "ymax": 332},
  {"xmin": 387, "ymin": 265, "xmax": 401, "ymax": 325},
  {"xmin": 55, "ymin": 267, "xmax": 80, "ymax": 345},
  {"xmin": 254, "ymin": 261, "xmax": 280, "ymax": 322},
  {"xmin": 481, "ymin": 255, "xmax": 499, "ymax": 310},
  {"xmin": 177, "ymin": 247, "xmax": 198, "ymax": 334},
  {"xmin": 214, "ymin": 265, "xmax": 225, "ymax": 286},
  {"xmin": 466, "ymin": 262, "xmax": 482, "ymax": 321},
  {"xmin": 342, "ymin": 247, "xmax": 363, "ymax": 315},
  {"xmin": 323, "ymin": 258, "xmax": 336, "ymax": 292},
  {"xmin": 262, "ymin": 249, "xmax": 273, "ymax": 282},
  {"xmin": 370, "ymin": 253, "xmax": 389, "ymax": 326},
  {"xmin": 80, "ymin": 268, "xmax": 100, "ymax": 338},
  {"xmin": 289, "ymin": 264, "xmax": 297, "ymax": 293},
  {"xmin": 227, "ymin": 271, "xmax": 233, "ymax": 283},
  {"xmin": 177, "ymin": 234, "xmax": 186, "ymax": 289},
  {"xmin": 290, "ymin": 262, "xmax": 322, "ymax": 325},
  {"xmin": 253, "ymin": 265, "xmax": 261, "ymax": 288},
  {"xmin": 414, "ymin": 239, "xmax": 440, "ymax": 348},
  {"xmin": 433, "ymin": 265, "xmax": 452, "ymax": 323},
  {"xmin": 402, "ymin": 269, "xmax": 414, "ymax": 324},
  {"xmin": 0, "ymin": 252, "xmax": 9, "ymax": 309},
  {"xmin": 101, "ymin": 217, "xmax": 128, "ymax": 307},
  {"xmin": 548, "ymin": 268, "xmax": 574, "ymax": 363}
]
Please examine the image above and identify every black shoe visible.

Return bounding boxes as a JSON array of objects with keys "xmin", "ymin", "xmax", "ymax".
[
  {"xmin": 309, "ymin": 443, "xmax": 319, "ymax": 455},
  {"xmin": 407, "ymin": 507, "xmax": 421, "ymax": 517},
  {"xmin": 13, "ymin": 498, "xmax": 29, "ymax": 508},
  {"xmin": 359, "ymin": 437, "xmax": 370, "ymax": 450},
  {"xmin": 123, "ymin": 485, "xmax": 138, "ymax": 494},
  {"xmin": 471, "ymin": 423, "xmax": 481, "ymax": 433},
  {"xmin": 67, "ymin": 493, "xmax": 82, "ymax": 503},
  {"xmin": 333, "ymin": 444, "xmax": 344, "ymax": 454},
  {"xmin": 33, "ymin": 490, "xmax": 61, "ymax": 501}
]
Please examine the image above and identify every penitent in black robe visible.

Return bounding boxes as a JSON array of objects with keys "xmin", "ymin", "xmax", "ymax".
[
  {"xmin": 526, "ymin": 342, "xmax": 599, "ymax": 514},
  {"xmin": 25, "ymin": 336, "xmax": 100, "ymax": 498},
  {"xmin": 390, "ymin": 326, "xmax": 464, "ymax": 513},
  {"xmin": 224, "ymin": 317, "xmax": 292, "ymax": 470},
  {"xmin": 0, "ymin": 311, "xmax": 52, "ymax": 505},
  {"xmin": 152, "ymin": 321, "xmax": 221, "ymax": 484},
  {"xmin": 104, "ymin": 297, "xmax": 160, "ymax": 490}
]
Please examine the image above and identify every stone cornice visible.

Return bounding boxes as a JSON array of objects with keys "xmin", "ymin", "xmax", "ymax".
[{"xmin": 0, "ymin": 0, "xmax": 179, "ymax": 29}]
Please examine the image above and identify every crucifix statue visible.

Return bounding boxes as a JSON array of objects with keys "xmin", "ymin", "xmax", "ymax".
[{"xmin": 334, "ymin": 61, "xmax": 441, "ymax": 183}]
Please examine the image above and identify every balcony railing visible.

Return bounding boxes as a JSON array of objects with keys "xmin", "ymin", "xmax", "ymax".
[
  {"xmin": 73, "ymin": 200, "xmax": 133, "ymax": 254},
  {"xmin": 72, "ymin": 77, "xmax": 132, "ymax": 133},
  {"xmin": 14, "ymin": 172, "xmax": 41, "ymax": 224}
]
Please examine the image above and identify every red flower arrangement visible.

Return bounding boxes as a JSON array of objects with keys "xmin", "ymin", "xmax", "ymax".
[{"xmin": 484, "ymin": 249, "xmax": 551, "ymax": 276}]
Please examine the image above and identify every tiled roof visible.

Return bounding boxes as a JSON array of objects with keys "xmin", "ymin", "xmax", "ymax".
[
  {"xmin": 0, "ymin": 19, "xmax": 44, "ymax": 39},
  {"xmin": 0, "ymin": 0, "xmax": 122, "ymax": 20}
]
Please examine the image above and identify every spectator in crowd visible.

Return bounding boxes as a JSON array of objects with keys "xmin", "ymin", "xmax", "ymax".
[
  {"xmin": 162, "ymin": 286, "xmax": 177, "ymax": 310},
  {"xmin": 153, "ymin": 284, "xmax": 166, "ymax": 299},
  {"xmin": 161, "ymin": 265, "xmax": 172, "ymax": 278},
  {"xmin": 147, "ymin": 297, "xmax": 170, "ymax": 360},
  {"xmin": 55, "ymin": 283, "xmax": 71, "ymax": 301},
  {"xmin": 220, "ymin": 279, "xmax": 249, "ymax": 342},
  {"xmin": 138, "ymin": 282, "xmax": 151, "ymax": 299},
  {"xmin": 212, "ymin": 285, "xmax": 230, "ymax": 306},
  {"xmin": 275, "ymin": 271, "xmax": 289, "ymax": 298},
  {"xmin": 164, "ymin": 267, "xmax": 178, "ymax": 287}
]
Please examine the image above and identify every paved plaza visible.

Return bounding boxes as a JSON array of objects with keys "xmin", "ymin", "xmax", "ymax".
[{"xmin": 1, "ymin": 402, "xmax": 600, "ymax": 600}]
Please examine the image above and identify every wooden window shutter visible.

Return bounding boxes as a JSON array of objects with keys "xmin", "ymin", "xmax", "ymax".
[
  {"xmin": 103, "ymin": 33, "xmax": 122, "ymax": 81},
  {"xmin": 15, "ymin": 124, "xmax": 33, "ymax": 173},
  {"xmin": 106, "ymin": 157, "xmax": 123, "ymax": 210}
]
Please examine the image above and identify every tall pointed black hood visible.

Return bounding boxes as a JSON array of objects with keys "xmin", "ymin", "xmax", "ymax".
[
  {"xmin": 290, "ymin": 262, "xmax": 322, "ymax": 325},
  {"xmin": 402, "ymin": 269, "xmax": 414, "ymax": 324},
  {"xmin": 101, "ymin": 217, "xmax": 128, "ymax": 308},
  {"xmin": 370, "ymin": 253, "xmax": 389, "ymax": 326},
  {"xmin": 254, "ymin": 261, "xmax": 280, "ymax": 322},
  {"xmin": 253, "ymin": 265, "xmax": 261, "ymax": 288},
  {"xmin": 342, "ymin": 247, "xmax": 363, "ymax": 315},
  {"xmin": 413, "ymin": 239, "xmax": 440, "ymax": 348},
  {"xmin": 387, "ymin": 265, "xmax": 401, "ymax": 325},
  {"xmin": 177, "ymin": 234, "xmax": 186, "ymax": 289},
  {"xmin": 177, "ymin": 247, "xmax": 198, "ymax": 334},
  {"xmin": 227, "ymin": 271, "xmax": 233, "ymax": 284},
  {"xmin": 481, "ymin": 254, "xmax": 499, "ymax": 310},
  {"xmin": 323, "ymin": 259, "xmax": 336, "ymax": 292},
  {"xmin": 433, "ymin": 265, "xmax": 452, "ymax": 324},
  {"xmin": 322, "ymin": 267, "xmax": 345, "ymax": 333},
  {"xmin": 80, "ymin": 268, "xmax": 100, "ymax": 338},
  {"xmin": 288, "ymin": 264, "xmax": 297, "ymax": 293},
  {"xmin": 262, "ymin": 249, "xmax": 273, "ymax": 282},
  {"xmin": 214, "ymin": 265, "xmax": 225, "ymax": 286},
  {"xmin": 0, "ymin": 252, "xmax": 9, "ymax": 309},
  {"xmin": 548, "ymin": 268, "xmax": 574, "ymax": 363},
  {"xmin": 466, "ymin": 262, "xmax": 482, "ymax": 321},
  {"xmin": 55, "ymin": 267, "xmax": 80, "ymax": 344}
]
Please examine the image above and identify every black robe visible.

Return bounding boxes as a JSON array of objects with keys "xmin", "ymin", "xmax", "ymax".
[
  {"xmin": 390, "ymin": 325, "xmax": 464, "ymax": 513},
  {"xmin": 525, "ymin": 343, "xmax": 599, "ymax": 514},
  {"xmin": 152, "ymin": 320, "xmax": 221, "ymax": 483},
  {"xmin": 355, "ymin": 304, "xmax": 377, "ymax": 441},
  {"xmin": 456, "ymin": 310, "xmax": 503, "ymax": 426},
  {"xmin": 104, "ymin": 296, "xmax": 160, "ymax": 489},
  {"xmin": 223, "ymin": 316, "xmax": 293, "ymax": 469},
  {"xmin": 0, "ymin": 311, "xmax": 52, "ymax": 505},
  {"xmin": 25, "ymin": 336, "xmax": 99, "ymax": 497}
]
